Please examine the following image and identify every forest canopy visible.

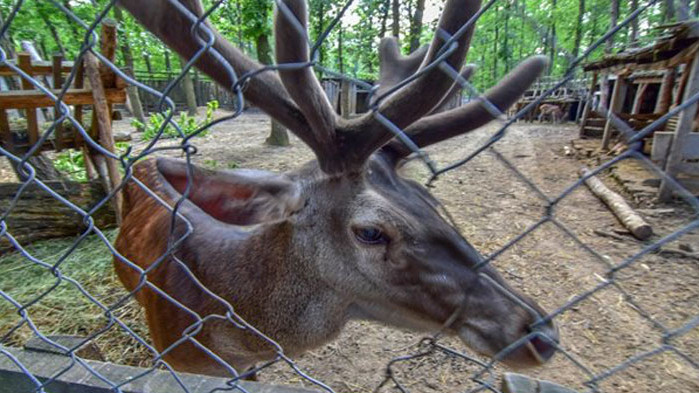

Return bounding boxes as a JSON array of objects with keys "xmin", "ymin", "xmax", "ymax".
[{"xmin": 0, "ymin": 0, "xmax": 697, "ymax": 90}]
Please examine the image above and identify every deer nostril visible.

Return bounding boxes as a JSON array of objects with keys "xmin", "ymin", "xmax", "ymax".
[{"xmin": 528, "ymin": 335, "xmax": 556, "ymax": 362}]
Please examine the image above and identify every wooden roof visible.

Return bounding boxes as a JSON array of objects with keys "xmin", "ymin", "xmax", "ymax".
[{"xmin": 583, "ymin": 20, "xmax": 699, "ymax": 73}]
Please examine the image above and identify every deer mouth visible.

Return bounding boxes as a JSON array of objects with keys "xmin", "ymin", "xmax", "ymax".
[{"xmin": 457, "ymin": 323, "xmax": 558, "ymax": 369}]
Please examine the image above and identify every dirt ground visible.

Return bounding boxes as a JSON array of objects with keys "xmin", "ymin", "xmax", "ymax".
[{"xmin": 2, "ymin": 110, "xmax": 698, "ymax": 392}]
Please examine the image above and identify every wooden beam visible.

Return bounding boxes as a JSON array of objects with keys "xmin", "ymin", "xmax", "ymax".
[
  {"xmin": 579, "ymin": 72, "xmax": 598, "ymax": 137},
  {"xmin": 674, "ymin": 60, "xmax": 694, "ymax": 107},
  {"xmin": 99, "ymin": 19, "xmax": 118, "ymax": 89},
  {"xmin": 0, "ymin": 62, "xmax": 74, "ymax": 77},
  {"xmin": 18, "ymin": 53, "xmax": 39, "ymax": 148},
  {"xmin": 602, "ymin": 76, "xmax": 628, "ymax": 150},
  {"xmin": 0, "ymin": 88, "xmax": 126, "ymax": 109},
  {"xmin": 84, "ymin": 53, "xmax": 122, "ymax": 223},
  {"xmin": 655, "ymin": 68, "xmax": 676, "ymax": 113},
  {"xmin": 52, "ymin": 54, "xmax": 65, "ymax": 151},
  {"xmin": 659, "ymin": 51, "xmax": 699, "ymax": 201}
]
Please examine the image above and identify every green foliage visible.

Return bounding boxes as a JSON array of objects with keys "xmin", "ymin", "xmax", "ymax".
[
  {"xmin": 53, "ymin": 148, "xmax": 87, "ymax": 182},
  {"xmin": 54, "ymin": 142, "xmax": 131, "ymax": 183},
  {"xmin": 134, "ymin": 100, "xmax": 219, "ymax": 141},
  {"xmin": 0, "ymin": 0, "xmax": 687, "ymax": 93}
]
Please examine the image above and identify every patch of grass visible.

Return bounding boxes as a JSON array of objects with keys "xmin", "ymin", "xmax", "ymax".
[{"xmin": 0, "ymin": 230, "xmax": 152, "ymax": 367}]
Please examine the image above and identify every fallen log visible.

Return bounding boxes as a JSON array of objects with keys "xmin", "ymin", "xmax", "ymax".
[
  {"xmin": 580, "ymin": 167, "xmax": 653, "ymax": 240},
  {"xmin": 0, "ymin": 180, "xmax": 117, "ymax": 253}
]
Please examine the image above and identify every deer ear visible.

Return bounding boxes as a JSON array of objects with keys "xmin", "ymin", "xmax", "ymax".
[{"xmin": 155, "ymin": 158, "xmax": 303, "ymax": 226}]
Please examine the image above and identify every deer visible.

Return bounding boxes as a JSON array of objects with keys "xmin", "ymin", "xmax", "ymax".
[
  {"xmin": 537, "ymin": 103, "xmax": 564, "ymax": 124},
  {"xmin": 114, "ymin": 0, "xmax": 559, "ymax": 378}
]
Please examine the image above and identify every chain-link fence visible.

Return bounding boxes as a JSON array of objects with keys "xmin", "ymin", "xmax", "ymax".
[{"xmin": 1, "ymin": 0, "xmax": 698, "ymax": 392}]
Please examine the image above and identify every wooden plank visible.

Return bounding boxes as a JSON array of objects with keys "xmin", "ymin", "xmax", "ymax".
[
  {"xmin": 652, "ymin": 132, "xmax": 699, "ymax": 161},
  {"xmin": 0, "ymin": 62, "xmax": 74, "ymax": 77},
  {"xmin": 52, "ymin": 54, "xmax": 65, "ymax": 151},
  {"xmin": 602, "ymin": 76, "xmax": 628, "ymax": 150},
  {"xmin": 579, "ymin": 72, "xmax": 599, "ymax": 137},
  {"xmin": 0, "ymin": 88, "xmax": 126, "ymax": 109},
  {"xmin": 18, "ymin": 53, "xmax": 39, "ymax": 148},
  {"xmin": 659, "ymin": 50, "xmax": 699, "ymax": 200}
]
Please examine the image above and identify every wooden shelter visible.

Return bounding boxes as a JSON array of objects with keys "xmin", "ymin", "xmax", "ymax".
[
  {"xmin": 580, "ymin": 20, "xmax": 699, "ymax": 200},
  {"xmin": 0, "ymin": 21, "xmax": 127, "ymax": 250},
  {"xmin": 511, "ymin": 76, "xmax": 589, "ymax": 123}
]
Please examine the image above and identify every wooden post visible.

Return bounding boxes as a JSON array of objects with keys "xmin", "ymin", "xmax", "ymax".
[
  {"xmin": 340, "ymin": 80, "xmax": 356, "ymax": 119},
  {"xmin": 601, "ymin": 75, "xmax": 628, "ymax": 150},
  {"xmin": 579, "ymin": 71, "xmax": 598, "ymax": 137},
  {"xmin": 659, "ymin": 52, "xmax": 699, "ymax": 201},
  {"xmin": 84, "ymin": 53, "xmax": 122, "ymax": 222},
  {"xmin": 655, "ymin": 68, "xmax": 675, "ymax": 113},
  {"xmin": 0, "ymin": 109, "xmax": 11, "ymax": 151},
  {"xmin": 631, "ymin": 83, "xmax": 648, "ymax": 115},
  {"xmin": 673, "ymin": 60, "xmax": 694, "ymax": 108},
  {"xmin": 18, "ymin": 53, "xmax": 39, "ymax": 149},
  {"xmin": 52, "ymin": 54, "xmax": 65, "ymax": 151}
]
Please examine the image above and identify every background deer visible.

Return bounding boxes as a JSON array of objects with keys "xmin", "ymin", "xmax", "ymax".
[
  {"xmin": 114, "ymin": 0, "xmax": 559, "ymax": 377},
  {"xmin": 538, "ymin": 103, "xmax": 564, "ymax": 124}
]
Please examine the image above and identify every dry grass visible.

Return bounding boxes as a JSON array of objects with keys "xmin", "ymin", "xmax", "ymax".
[{"xmin": 0, "ymin": 230, "xmax": 152, "ymax": 366}]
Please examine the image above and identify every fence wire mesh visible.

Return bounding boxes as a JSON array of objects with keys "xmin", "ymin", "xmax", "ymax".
[{"xmin": 0, "ymin": 0, "xmax": 698, "ymax": 392}]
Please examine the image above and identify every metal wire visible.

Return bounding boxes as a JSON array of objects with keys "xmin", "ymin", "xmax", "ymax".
[{"xmin": 0, "ymin": 1, "xmax": 697, "ymax": 393}]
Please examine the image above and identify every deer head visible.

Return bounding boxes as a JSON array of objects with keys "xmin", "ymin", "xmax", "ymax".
[{"xmin": 114, "ymin": 0, "xmax": 558, "ymax": 377}]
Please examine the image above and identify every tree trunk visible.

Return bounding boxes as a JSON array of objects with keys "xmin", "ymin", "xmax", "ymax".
[
  {"xmin": 630, "ymin": 0, "xmax": 639, "ymax": 46},
  {"xmin": 337, "ymin": 22, "xmax": 344, "ymax": 74},
  {"xmin": 315, "ymin": 0, "xmax": 326, "ymax": 66},
  {"xmin": 113, "ymin": 6, "xmax": 146, "ymax": 127},
  {"xmin": 0, "ymin": 180, "xmax": 117, "ymax": 252},
  {"xmin": 503, "ymin": 0, "xmax": 510, "ymax": 72},
  {"xmin": 266, "ymin": 119, "xmax": 290, "ymax": 146},
  {"xmin": 0, "ymin": 9, "xmax": 15, "ymax": 59},
  {"xmin": 392, "ymin": 0, "xmax": 400, "ymax": 38},
  {"xmin": 580, "ymin": 167, "xmax": 652, "ymax": 240},
  {"xmin": 549, "ymin": 0, "xmax": 557, "ymax": 74},
  {"xmin": 600, "ymin": 0, "xmax": 619, "ymax": 110},
  {"xmin": 379, "ymin": 0, "xmax": 389, "ymax": 38},
  {"xmin": 573, "ymin": 0, "xmax": 585, "ymax": 59},
  {"xmin": 409, "ymin": 0, "xmax": 425, "ymax": 52},
  {"xmin": 664, "ymin": 0, "xmax": 676, "ymax": 22},
  {"xmin": 178, "ymin": 57, "xmax": 198, "ymax": 116},
  {"xmin": 62, "ymin": 0, "xmax": 82, "ymax": 46},
  {"xmin": 39, "ymin": 11, "xmax": 66, "ymax": 57},
  {"xmin": 256, "ymin": 32, "xmax": 289, "ymax": 146},
  {"xmin": 677, "ymin": 0, "xmax": 690, "ymax": 20}
]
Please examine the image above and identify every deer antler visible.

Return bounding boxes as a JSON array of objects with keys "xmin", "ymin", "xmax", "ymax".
[
  {"xmin": 117, "ymin": 0, "xmax": 318, "ymax": 148},
  {"xmin": 337, "ymin": 0, "xmax": 482, "ymax": 168},
  {"xmin": 371, "ymin": 37, "xmax": 429, "ymax": 105},
  {"xmin": 274, "ymin": 0, "xmax": 339, "ymax": 159},
  {"xmin": 382, "ymin": 56, "xmax": 549, "ymax": 158},
  {"xmin": 119, "ymin": 0, "xmax": 545, "ymax": 173}
]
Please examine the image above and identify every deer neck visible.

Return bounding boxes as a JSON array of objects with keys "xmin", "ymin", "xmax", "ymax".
[{"xmin": 188, "ymin": 217, "xmax": 351, "ymax": 353}]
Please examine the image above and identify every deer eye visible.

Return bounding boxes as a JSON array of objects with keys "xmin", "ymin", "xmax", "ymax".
[{"xmin": 353, "ymin": 226, "xmax": 389, "ymax": 245}]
